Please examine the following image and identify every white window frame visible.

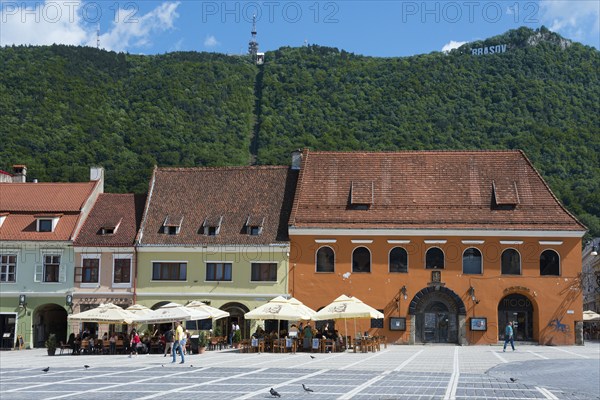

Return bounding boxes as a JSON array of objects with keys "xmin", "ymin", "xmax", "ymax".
[
  {"xmin": 351, "ymin": 246, "xmax": 372, "ymax": 273},
  {"xmin": 112, "ymin": 254, "xmax": 133, "ymax": 288},
  {"xmin": 250, "ymin": 262, "xmax": 278, "ymax": 282},
  {"xmin": 80, "ymin": 254, "xmax": 101, "ymax": 288},
  {"xmin": 151, "ymin": 260, "xmax": 188, "ymax": 281},
  {"xmin": 35, "ymin": 251, "xmax": 65, "ymax": 283},
  {"xmin": 205, "ymin": 261, "xmax": 233, "ymax": 282},
  {"xmin": 36, "ymin": 217, "xmax": 59, "ymax": 232},
  {"xmin": 0, "ymin": 253, "xmax": 17, "ymax": 283},
  {"xmin": 462, "ymin": 247, "xmax": 483, "ymax": 275}
]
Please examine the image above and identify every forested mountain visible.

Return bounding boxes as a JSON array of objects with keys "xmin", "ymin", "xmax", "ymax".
[{"xmin": 1, "ymin": 27, "xmax": 598, "ymax": 235}]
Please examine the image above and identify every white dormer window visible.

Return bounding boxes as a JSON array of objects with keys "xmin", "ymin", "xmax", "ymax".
[
  {"xmin": 35, "ymin": 214, "xmax": 61, "ymax": 232},
  {"xmin": 0, "ymin": 213, "xmax": 8, "ymax": 229},
  {"xmin": 245, "ymin": 215, "xmax": 265, "ymax": 236},
  {"xmin": 162, "ymin": 215, "xmax": 183, "ymax": 235},
  {"xmin": 202, "ymin": 216, "xmax": 223, "ymax": 236},
  {"xmin": 100, "ymin": 218, "xmax": 122, "ymax": 235}
]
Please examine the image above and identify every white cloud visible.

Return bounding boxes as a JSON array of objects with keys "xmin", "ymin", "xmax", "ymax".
[
  {"xmin": 0, "ymin": 1, "xmax": 181, "ymax": 52},
  {"xmin": 100, "ymin": 2, "xmax": 180, "ymax": 52},
  {"xmin": 539, "ymin": 0, "xmax": 599, "ymax": 44},
  {"xmin": 204, "ymin": 35, "xmax": 219, "ymax": 48},
  {"xmin": 0, "ymin": 1, "xmax": 91, "ymax": 47},
  {"xmin": 441, "ymin": 40, "xmax": 467, "ymax": 52}
]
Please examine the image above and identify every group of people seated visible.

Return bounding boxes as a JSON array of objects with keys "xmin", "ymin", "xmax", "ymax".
[
  {"xmin": 66, "ymin": 328, "xmax": 160, "ymax": 355},
  {"xmin": 250, "ymin": 322, "xmax": 345, "ymax": 351}
]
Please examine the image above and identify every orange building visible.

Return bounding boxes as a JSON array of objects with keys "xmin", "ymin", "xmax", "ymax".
[{"xmin": 288, "ymin": 149, "xmax": 586, "ymax": 345}]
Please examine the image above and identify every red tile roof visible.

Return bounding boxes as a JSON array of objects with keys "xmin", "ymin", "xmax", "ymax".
[
  {"xmin": 0, "ymin": 182, "xmax": 97, "ymax": 212},
  {"xmin": 138, "ymin": 166, "xmax": 297, "ymax": 245},
  {"xmin": 0, "ymin": 181, "xmax": 100, "ymax": 241},
  {"xmin": 74, "ymin": 193, "xmax": 146, "ymax": 246},
  {"xmin": 289, "ymin": 149, "xmax": 585, "ymax": 232}
]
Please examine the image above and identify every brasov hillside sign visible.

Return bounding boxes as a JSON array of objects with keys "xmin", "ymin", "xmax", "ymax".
[{"xmin": 472, "ymin": 44, "xmax": 507, "ymax": 55}]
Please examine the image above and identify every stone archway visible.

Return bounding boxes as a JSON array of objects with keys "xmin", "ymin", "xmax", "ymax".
[
  {"xmin": 221, "ymin": 302, "xmax": 250, "ymax": 344},
  {"xmin": 408, "ymin": 287, "xmax": 467, "ymax": 345},
  {"xmin": 33, "ymin": 304, "xmax": 67, "ymax": 348}
]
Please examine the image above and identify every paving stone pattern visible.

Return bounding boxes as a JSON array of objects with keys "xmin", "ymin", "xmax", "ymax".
[{"xmin": 1, "ymin": 343, "xmax": 598, "ymax": 399}]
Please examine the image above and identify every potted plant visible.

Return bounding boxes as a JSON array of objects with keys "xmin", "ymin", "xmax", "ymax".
[
  {"xmin": 198, "ymin": 331, "xmax": 208, "ymax": 354},
  {"xmin": 45, "ymin": 333, "xmax": 58, "ymax": 356},
  {"xmin": 232, "ymin": 329, "xmax": 241, "ymax": 349}
]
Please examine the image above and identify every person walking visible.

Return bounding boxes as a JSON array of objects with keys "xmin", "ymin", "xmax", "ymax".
[
  {"xmin": 163, "ymin": 328, "xmax": 174, "ymax": 357},
  {"xmin": 503, "ymin": 321, "xmax": 515, "ymax": 352},
  {"xmin": 172, "ymin": 321, "xmax": 185, "ymax": 364}
]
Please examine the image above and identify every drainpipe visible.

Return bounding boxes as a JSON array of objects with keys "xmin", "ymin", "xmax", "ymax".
[{"xmin": 133, "ymin": 249, "xmax": 138, "ymax": 304}]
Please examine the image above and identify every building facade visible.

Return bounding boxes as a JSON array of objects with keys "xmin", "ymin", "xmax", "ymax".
[
  {"xmin": 288, "ymin": 149, "xmax": 586, "ymax": 345},
  {"xmin": 72, "ymin": 193, "xmax": 146, "ymax": 335},
  {"xmin": 135, "ymin": 166, "xmax": 297, "ymax": 338},
  {"xmin": 0, "ymin": 167, "xmax": 104, "ymax": 348}
]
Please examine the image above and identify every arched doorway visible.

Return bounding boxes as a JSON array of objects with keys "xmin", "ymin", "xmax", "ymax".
[
  {"xmin": 498, "ymin": 294, "xmax": 534, "ymax": 341},
  {"xmin": 409, "ymin": 287, "xmax": 467, "ymax": 345},
  {"xmin": 33, "ymin": 304, "xmax": 67, "ymax": 348},
  {"xmin": 221, "ymin": 302, "xmax": 250, "ymax": 345}
]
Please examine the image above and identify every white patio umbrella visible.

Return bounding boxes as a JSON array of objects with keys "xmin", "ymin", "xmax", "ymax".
[
  {"xmin": 313, "ymin": 295, "xmax": 384, "ymax": 341},
  {"xmin": 245, "ymin": 296, "xmax": 316, "ymax": 341},
  {"xmin": 126, "ymin": 304, "xmax": 155, "ymax": 318},
  {"xmin": 583, "ymin": 310, "xmax": 600, "ymax": 321},
  {"xmin": 133, "ymin": 302, "xmax": 212, "ymax": 324},
  {"xmin": 68, "ymin": 303, "xmax": 136, "ymax": 324},
  {"xmin": 244, "ymin": 296, "xmax": 315, "ymax": 321},
  {"xmin": 185, "ymin": 301, "xmax": 230, "ymax": 320}
]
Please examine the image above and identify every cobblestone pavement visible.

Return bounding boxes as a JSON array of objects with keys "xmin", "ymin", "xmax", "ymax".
[{"xmin": 1, "ymin": 343, "xmax": 598, "ymax": 399}]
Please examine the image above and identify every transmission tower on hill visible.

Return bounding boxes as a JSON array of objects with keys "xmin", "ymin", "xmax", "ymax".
[{"xmin": 248, "ymin": 14, "xmax": 264, "ymax": 65}]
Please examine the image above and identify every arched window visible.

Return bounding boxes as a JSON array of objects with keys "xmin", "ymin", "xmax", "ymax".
[
  {"xmin": 540, "ymin": 250, "xmax": 560, "ymax": 276},
  {"xmin": 316, "ymin": 247, "xmax": 335, "ymax": 273},
  {"xmin": 501, "ymin": 249, "xmax": 521, "ymax": 275},
  {"xmin": 425, "ymin": 247, "xmax": 444, "ymax": 269},
  {"xmin": 462, "ymin": 248, "xmax": 482, "ymax": 274},
  {"xmin": 352, "ymin": 247, "xmax": 371, "ymax": 273},
  {"xmin": 389, "ymin": 247, "xmax": 408, "ymax": 273}
]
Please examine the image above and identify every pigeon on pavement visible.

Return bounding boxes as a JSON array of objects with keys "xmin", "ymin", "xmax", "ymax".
[
  {"xmin": 302, "ymin": 383, "xmax": 314, "ymax": 392},
  {"xmin": 310, "ymin": 355, "xmax": 316, "ymax": 359},
  {"xmin": 84, "ymin": 365, "xmax": 90, "ymax": 369},
  {"xmin": 510, "ymin": 377, "xmax": 518, "ymax": 382},
  {"xmin": 42, "ymin": 367, "xmax": 50, "ymax": 373},
  {"xmin": 269, "ymin": 387, "xmax": 281, "ymax": 398}
]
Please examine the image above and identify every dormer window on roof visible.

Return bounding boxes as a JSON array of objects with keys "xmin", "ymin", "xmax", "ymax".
[
  {"xmin": 162, "ymin": 215, "xmax": 183, "ymax": 235},
  {"xmin": 100, "ymin": 217, "xmax": 122, "ymax": 236},
  {"xmin": 202, "ymin": 216, "xmax": 223, "ymax": 236},
  {"xmin": 245, "ymin": 215, "xmax": 265, "ymax": 236},
  {"xmin": 34, "ymin": 214, "xmax": 61, "ymax": 232},
  {"xmin": 349, "ymin": 181, "xmax": 374, "ymax": 210},
  {"xmin": 492, "ymin": 180, "xmax": 519, "ymax": 210}
]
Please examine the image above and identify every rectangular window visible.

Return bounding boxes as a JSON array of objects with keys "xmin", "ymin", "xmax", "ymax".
[
  {"xmin": 0, "ymin": 254, "xmax": 17, "ymax": 283},
  {"xmin": 82, "ymin": 258, "xmax": 99, "ymax": 283},
  {"xmin": 113, "ymin": 258, "xmax": 131, "ymax": 284},
  {"xmin": 44, "ymin": 255, "xmax": 60, "ymax": 282},
  {"xmin": 38, "ymin": 219, "xmax": 53, "ymax": 232},
  {"xmin": 251, "ymin": 263, "xmax": 277, "ymax": 282},
  {"xmin": 206, "ymin": 262, "xmax": 232, "ymax": 282},
  {"xmin": 152, "ymin": 262, "xmax": 186, "ymax": 281}
]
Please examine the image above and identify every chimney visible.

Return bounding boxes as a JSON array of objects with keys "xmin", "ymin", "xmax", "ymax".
[
  {"xmin": 12, "ymin": 165, "xmax": 27, "ymax": 183},
  {"xmin": 90, "ymin": 166, "xmax": 104, "ymax": 193},
  {"xmin": 291, "ymin": 149, "xmax": 302, "ymax": 170}
]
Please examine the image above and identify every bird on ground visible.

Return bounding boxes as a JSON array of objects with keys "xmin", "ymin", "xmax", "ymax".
[
  {"xmin": 269, "ymin": 388, "xmax": 281, "ymax": 398},
  {"xmin": 302, "ymin": 383, "xmax": 314, "ymax": 392},
  {"xmin": 83, "ymin": 365, "xmax": 90, "ymax": 369},
  {"xmin": 310, "ymin": 355, "xmax": 316, "ymax": 359},
  {"xmin": 510, "ymin": 378, "xmax": 518, "ymax": 382},
  {"xmin": 42, "ymin": 367, "xmax": 50, "ymax": 373},
  {"xmin": 161, "ymin": 364, "xmax": 164, "ymax": 367}
]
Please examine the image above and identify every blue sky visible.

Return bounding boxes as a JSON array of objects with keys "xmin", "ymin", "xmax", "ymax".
[{"xmin": 1, "ymin": 1, "xmax": 598, "ymax": 56}]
